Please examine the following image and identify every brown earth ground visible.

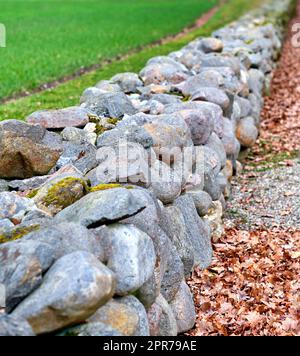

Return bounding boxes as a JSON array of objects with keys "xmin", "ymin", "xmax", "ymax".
[{"xmin": 187, "ymin": 2, "xmax": 300, "ymax": 336}]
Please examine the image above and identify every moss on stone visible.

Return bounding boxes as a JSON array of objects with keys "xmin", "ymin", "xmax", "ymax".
[
  {"xmin": 90, "ymin": 184, "xmax": 136, "ymax": 192},
  {"xmin": 90, "ymin": 183, "xmax": 122, "ymax": 192},
  {"xmin": 88, "ymin": 115, "xmax": 119, "ymax": 136},
  {"xmin": 0, "ymin": 224, "xmax": 40, "ymax": 244},
  {"xmin": 41, "ymin": 177, "xmax": 89, "ymax": 209},
  {"xmin": 107, "ymin": 118, "xmax": 120, "ymax": 125},
  {"xmin": 26, "ymin": 189, "xmax": 39, "ymax": 199}
]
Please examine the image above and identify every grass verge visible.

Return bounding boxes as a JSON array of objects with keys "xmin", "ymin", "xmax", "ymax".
[{"xmin": 0, "ymin": 0, "xmax": 267, "ymax": 121}]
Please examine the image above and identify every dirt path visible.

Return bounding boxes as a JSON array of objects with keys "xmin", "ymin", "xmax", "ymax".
[{"xmin": 187, "ymin": 3, "xmax": 300, "ymax": 337}]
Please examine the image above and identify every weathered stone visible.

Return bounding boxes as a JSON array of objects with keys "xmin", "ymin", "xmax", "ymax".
[
  {"xmin": 150, "ymin": 93, "xmax": 182, "ymax": 106},
  {"xmin": 221, "ymin": 118, "xmax": 241, "ymax": 158},
  {"xmin": 149, "ymin": 161, "xmax": 182, "ymax": 204},
  {"xmin": 80, "ymin": 90, "xmax": 137, "ymax": 118},
  {"xmin": 24, "ymin": 222, "xmax": 104, "ymax": 261},
  {"xmin": 199, "ymin": 38, "xmax": 223, "ymax": 53},
  {"xmin": 199, "ymin": 53, "xmax": 241, "ymax": 74},
  {"xmin": 161, "ymin": 205, "xmax": 195, "ymax": 277},
  {"xmin": 94, "ymin": 80, "xmax": 122, "ymax": 93},
  {"xmin": 140, "ymin": 57, "xmax": 188, "ymax": 85},
  {"xmin": 0, "ymin": 192, "xmax": 36, "ymax": 222},
  {"xmin": 100, "ymin": 224, "xmax": 156, "ymax": 295},
  {"xmin": 147, "ymin": 294, "xmax": 177, "ymax": 336},
  {"xmin": 236, "ymin": 116, "xmax": 259, "ymax": 147},
  {"xmin": 90, "ymin": 142, "xmax": 151, "ymax": 187},
  {"xmin": 13, "ymin": 251, "xmax": 115, "ymax": 335},
  {"xmin": 0, "ymin": 180, "xmax": 9, "ymax": 192},
  {"xmin": 26, "ymin": 107, "xmax": 90, "ymax": 129},
  {"xmin": 174, "ymin": 195, "xmax": 212, "ymax": 269},
  {"xmin": 0, "ymin": 120, "xmax": 62, "ymax": 179},
  {"xmin": 88, "ymin": 299, "xmax": 139, "ymax": 336},
  {"xmin": 176, "ymin": 109, "xmax": 214, "ymax": 145},
  {"xmin": 170, "ymin": 281, "xmax": 196, "ymax": 333},
  {"xmin": 143, "ymin": 120, "xmax": 193, "ymax": 163},
  {"xmin": 57, "ymin": 142, "xmax": 98, "ymax": 175},
  {"xmin": 179, "ymin": 71, "xmax": 224, "ymax": 97},
  {"xmin": 235, "ymin": 96, "xmax": 252, "ymax": 118},
  {"xmin": 61, "ymin": 127, "xmax": 97, "ymax": 145},
  {"xmin": 8, "ymin": 176, "xmax": 50, "ymax": 192},
  {"xmin": 0, "ymin": 315, "xmax": 35, "ymax": 336},
  {"xmin": 206, "ymin": 132, "xmax": 227, "ymax": 168},
  {"xmin": 33, "ymin": 175, "xmax": 87, "ymax": 216},
  {"xmin": 111, "ymin": 72, "xmax": 143, "ymax": 93},
  {"xmin": 161, "ymin": 243, "xmax": 185, "ymax": 303},
  {"xmin": 203, "ymin": 201, "xmax": 224, "ymax": 242},
  {"xmin": 60, "ymin": 322, "xmax": 123, "ymax": 336},
  {"xmin": 186, "ymin": 189, "xmax": 213, "ymax": 217},
  {"xmin": 97, "ymin": 125, "xmax": 154, "ymax": 149},
  {"xmin": 135, "ymin": 273, "xmax": 159, "ymax": 310},
  {"xmin": 191, "ymin": 87, "xmax": 230, "ymax": 110},
  {"xmin": 121, "ymin": 188, "xmax": 170, "ymax": 297},
  {"xmin": 164, "ymin": 101, "xmax": 224, "ymax": 140},
  {"xmin": 0, "ymin": 240, "xmax": 55, "ymax": 312},
  {"xmin": 118, "ymin": 295, "xmax": 150, "ymax": 336},
  {"xmin": 55, "ymin": 188, "xmax": 146, "ymax": 227}
]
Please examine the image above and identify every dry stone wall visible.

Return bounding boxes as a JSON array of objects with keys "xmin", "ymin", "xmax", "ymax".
[{"xmin": 0, "ymin": 0, "xmax": 294, "ymax": 336}]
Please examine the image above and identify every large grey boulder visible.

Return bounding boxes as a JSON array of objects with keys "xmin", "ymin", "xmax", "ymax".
[
  {"xmin": 60, "ymin": 322, "xmax": 123, "ymax": 336},
  {"xmin": 110, "ymin": 72, "xmax": 143, "ymax": 93},
  {"xmin": 61, "ymin": 127, "xmax": 97, "ymax": 145},
  {"xmin": 118, "ymin": 295, "xmax": 150, "ymax": 336},
  {"xmin": 24, "ymin": 222, "xmax": 104, "ymax": 261},
  {"xmin": 174, "ymin": 195, "xmax": 213, "ymax": 269},
  {"xmin": 236, "ymin": 116, "xmax": 259, "ymax": 147},
  {"xmin": 0, "ymin": 120, "xmax": 62, "ymax": 179},
  {"xmin": 0, "ymin": 192, "xmax": 36, "ymax": 222},
  {"xmin": 0, "ymin": 240, "xmax": 55, "ymax": 312},
  {"xmin": 54, "ymin": 188, "xmax": 146, "ymax": 228},
  {"xmin": 170, "ymin": 281, "xmax": 196, "ymax": 333},
  {"xmin": 89, "ymin": 142, "xmax": 151, "ymax": 187},
  {"xmin": 121, "ymin": 188, "xmax": 170, "ymax": 302},
  {"xmin": 95, "ymin": 80, "xmax": 122, "ymax": 93},
  {"xmin": 164, "ymin": 101, "xmax": 224, "ymax": 140},
  {"xmin": 0, "ymin": 180, "xmax": 9, "ymax": 192},
  {"xmin": 13, "ymin": 251, "xmax": 115, "ymax": 335},
  {"xmin": 149, "ymin": 161, "xmax": 182, "ymax": 204},
  {"xmin": 160, "ymin": 243, "xmax": 185, "ymax": 303},
  {"xmin": 97, "ymin": 125, "xmax": 154, "ymax": 149},
  {"xmin": 147, "ymin": 294, "xmax": 178, "ymax": 336},
  {"xmin": 26, "ymin": 107, "xmax": 90, "ymax": 129},
  {"xmin": 198, "ymin": 38, "xmax": 224, "ymax": 53},
  {"xmin": 80, "ymin": 90, "xmax": 137, "ymax": 118},
  {"xmin": 186, "ymin": 190, "xmax": 213, "ymax": 217},
  {"xmin": 99, "ymin": 224, "xmax": 156, "ymax": 295},
  {"xmin": 140, "ymin": 57, "xmax": 189, "ymax": 85},
  {"xmin": 0, "ymin": 315, "xmax": 35, "ymax": 336},
  {"xmin": 57, "ymin": 141, "xmax": 98, "ymax": 175},
  {"xmin": 161, "ymin": 205, "xmax": 195, "ymax": 277},
  {"xmin": 191, "ymin": 87, "xmax": 230, "ymax": 110},
  {"xmin": 88, "ymin": 299, "xmax": 139, "ymax": 336}
]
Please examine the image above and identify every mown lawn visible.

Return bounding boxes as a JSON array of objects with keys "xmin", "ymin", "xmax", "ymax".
[
  {"xmin": 0, "ymin": 0, "xmax": 216, "ymax": 100},
  {"xmin": 0, "ymin": 0, "xmax": 268, "ymax": 120}
]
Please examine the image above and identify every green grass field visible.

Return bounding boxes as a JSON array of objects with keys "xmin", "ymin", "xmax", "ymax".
[
  {"xmin": 0, "ymin": 0, "xmax": 267, "ymax": 121},
  {"xmin": 0, "ymin": 0, "xmax": 217, "ymax": 100}
]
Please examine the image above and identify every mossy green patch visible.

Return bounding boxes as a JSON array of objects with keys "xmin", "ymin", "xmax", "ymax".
[
  {"xmin": 90, "ymin": 183, "xmax": 123, "ymax": 192},
  {"xmin": 40, "ymin": 177, "xmax": 89, "ymax": 209},
  {"xmin": 26, "ymin": 189, "xmax": 39, "ymax": 199},
  {"xmin": 90, "ymin": 184, "xmax": 136, "ymax": 192},
  {"xmin": 0, "ymin": 224, "xmax": 40, "ymax": 244}
]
